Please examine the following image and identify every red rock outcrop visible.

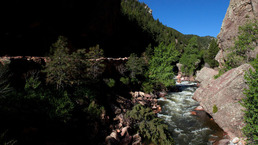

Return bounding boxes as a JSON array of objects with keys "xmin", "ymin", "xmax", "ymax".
[
  {"xmin": 193, "ymin": 64, "xmax": 254, "ymax": 140},
  {"xmin": 195, "ymin": 67, "xmax": 219, "ymax": 88},
  {"xmin": 216, "ymin": 0, "xmax": 258, "ymax": 66}
]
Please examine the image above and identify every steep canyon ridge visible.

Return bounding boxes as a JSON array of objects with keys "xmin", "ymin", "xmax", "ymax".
[
  {"xmin": 193, "ymin": 0, "xmax": 257, "ymax": 144},
  {"xmin": 216, "ymin": 0, "xmax": 258, "ymax": 66}
]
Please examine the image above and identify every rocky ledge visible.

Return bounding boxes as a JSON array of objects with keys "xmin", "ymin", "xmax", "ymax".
[{"xmin": 193, "ymin": 64, "xmax": 254, "ymax": 145}]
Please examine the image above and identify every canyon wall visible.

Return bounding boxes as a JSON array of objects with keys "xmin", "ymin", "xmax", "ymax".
[{"xmin": 216, "ymin": 0, "xmax": 258, "ymax": 66}]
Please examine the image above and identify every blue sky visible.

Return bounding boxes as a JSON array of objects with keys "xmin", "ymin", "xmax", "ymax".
[{"xmin": 138, "ymin": 0, "xmax": 230, "ymax": 37}]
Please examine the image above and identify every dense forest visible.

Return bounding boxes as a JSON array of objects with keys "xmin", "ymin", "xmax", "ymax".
[{"xmin": 0, "ymin": 0, "xmax": 237, "ymax": 145}]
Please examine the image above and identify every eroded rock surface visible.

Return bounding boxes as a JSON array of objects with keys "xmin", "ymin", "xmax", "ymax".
[
  {"xmin": 195, "ymin": 67, "xmax": 218, "ymax": 88},
  {"xmin": 193, "ymin": 64, "xmax": 254, "ymax": 139},
  {"xmin": 216, "ymin": 0, "xmax": 258, "ymax": 66}
]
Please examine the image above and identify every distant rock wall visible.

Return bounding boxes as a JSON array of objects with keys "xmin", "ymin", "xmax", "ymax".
[
  {"xmin": 216, "ymin": 0, "xmax": 258, "ymax": 66},
  {"xmin": 193, "ymin": 64, "xmax": 254, "ymax": 141}
]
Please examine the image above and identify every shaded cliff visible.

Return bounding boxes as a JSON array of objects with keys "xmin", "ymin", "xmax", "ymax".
[{"xmin": 216, "ymin": 0, "xmax": 258, "ymax": 66}]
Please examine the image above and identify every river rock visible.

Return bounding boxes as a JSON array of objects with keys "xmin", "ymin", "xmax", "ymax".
[
  {"xmin": 215, "ymin": 139, "xmax": 230, "ymax": 145},
  {"xmin": 121, "ymin": 126, "xmax": 129, "ymax": 137},
  {"xmin": 216, "ymin": 0, "xmax": 258, "ymax": 67},
  {"xmin": 194, "ymin": 106, "xmax": 204, "ymax": 111},
  {"xmin": 193, "ymin": 64, "xmax": 254, "ymax": 138},
  {"xmin": 190, "ymin": 111, "xmax": 197, "ymax": 115},
  {"xmin": 232, "ymin": 137, "xmax": 240, "ymax": 144},
  {"xmin": 195, "ymin": 67, "xmax": 218, "ymax": 88},
  {"xmin": 132, "ymin": 134, "xmax": 141, "ymax": 145}
]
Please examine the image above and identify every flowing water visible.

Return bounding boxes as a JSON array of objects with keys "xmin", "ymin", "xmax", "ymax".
[{"xmin": 157, "ymin": 81, "xmax": 224, "ymax": 145}]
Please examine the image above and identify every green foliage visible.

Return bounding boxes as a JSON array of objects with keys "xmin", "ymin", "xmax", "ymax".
[
  {"xmin": 44, "ymin": 36, "xmax": 105, "ymax": 89},
  {"xmin": 43, "ymin": 36, "xmax": 72, "ymax": 89},
  {"xmin": 85, "ymin": 45, "xmax": 105, "ymax": 79},
  {"xmin": 25, "ymin": 71, "xmax": 41, "ymax": 90},
  {"xmin": 120, "ymin": 77, "xmax": 130, "ymax": 85},
  {"xmin": 126, "ymin": 53, "xmax": 145, "ymax": 79},
  {"xmin": 180, "ymin": 36, "xmax": 202, "ymax": 75},
  {"xmin": 203, "ymin": 39, "xmax": 219, "ymax": 68},
  {"xmin": 142, "ymin": 44, "xmax": 154, "ymax": 63},
  {"xmin": 84, "ymin": 101, "xmax": 104, "ymax": 120},
  {"xmin": 104, "ymin": 78, "xmax": 116, "ymax": 88},
  {"xmin": 73, "ymin": 86, "xmax": 96, "ymax": 102},
  {"xmin": 213, "ymin": 105, "xmax": 218, "ymax": 113},
  {"xmin": 215, "ymin": 21, "xmax": 257, "ymax": 79},
  {"xmin": 121, "ymin": 0, "xmax": 213, "ymax": 50},
  {"xmin": 148, "ymin": 43, "xmax": 179, "ymax": 87},
  {"xmin": 126, "ymin": 104, "xmax": 174, "ymax": 145},
  {"xmin": 23, "ymin": 74, "xmax": 75, "ymax": 122},
  {"xmin": 241, "ymin": 56, "xmax": 258, "ymax": 144},
  {"xmin": 226, "ymin": 21, "xmax": 257, "ymax": 68},
  {"xmin": 121, "ymin": 0, "xmax": 185, "ymax": 46},
  {"xmin": 0, "ymin": 65, "xmax": 11, "ymax": 99},
  {"xmin": 142, "ymin": 82, "xmax": 154, "ymax": 94},
  {"xmin": 49, "ymin": 91, "xmax": 74, "ymax": 122}
]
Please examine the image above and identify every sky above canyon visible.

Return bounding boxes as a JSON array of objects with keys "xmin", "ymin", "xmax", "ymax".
[{"xmin": 138, "ymin": 0, "xmax": 230, "ymax": 37}]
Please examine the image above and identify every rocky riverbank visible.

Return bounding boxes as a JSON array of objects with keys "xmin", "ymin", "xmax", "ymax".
[
  {"xmin": 105, "ymin": 91, "xmax": 163, "ymax": 145},
  {"xmin": 193, "ymin": 64, "xmax": 254, "ymax": 145}
]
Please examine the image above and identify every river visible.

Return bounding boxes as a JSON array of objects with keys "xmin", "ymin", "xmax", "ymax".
[{"xmin": 157, "ymin": 81, "xmax": 224, "ymax": 145}]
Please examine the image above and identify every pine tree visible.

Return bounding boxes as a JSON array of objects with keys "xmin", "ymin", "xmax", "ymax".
[
  {"xmin": 148, "ymin": 42, "xmax": 179, "ymax": 88},
  {"xmin": 203, "ymin": 39, "xmax": 219, "ymax": 68},
  {"xmin": 179, "ymin": 36, "xmax": 201, "ymax": 75},
  {"xmin": 43, "ymin": 36, "xmax": 71, "ymax": 89}
]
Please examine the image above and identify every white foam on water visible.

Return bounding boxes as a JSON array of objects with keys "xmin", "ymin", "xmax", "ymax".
[
  {"xmin": 158, "ymin": 81, "xmax": 214, "ymax": 145},
  {"xmin": 190, "ymin": 127, "xmax": 211, "ymax": 134}
]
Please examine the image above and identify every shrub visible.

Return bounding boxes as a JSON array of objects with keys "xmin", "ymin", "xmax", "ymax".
[
  {"xmin": 142, "ymin": 82, "xmax": 154, "ymax": 94},
  {"xmin": 104, "ymin": 78, "xmax": 116, "ymax": 88},
  {"xmin": 120, "ymin": 77, "xmax": 130, "ymax": 85},
  {"xmin": 126, "ymin": 104, "xmax": 174, "ymax": 145},
  {"xmin": 241, "ymin": 56, "xmax": 258, "ymax": 144},
  {"xmin": 225, "ymin": 21, "xmax": 257, "ymax": 68},
  {"xmin": 213, "ymin": 105, "xmax": 218, "ymax": 113}
]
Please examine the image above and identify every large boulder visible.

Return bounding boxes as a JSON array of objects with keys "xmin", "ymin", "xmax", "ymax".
[
  {"xmin": 195, "ymin": 67, "xmax": 218, "ymax": 87},
  {"xmin": 216, "ymin": 0, "xmax": 258, "ymax": 67},
  {"xmin": 193, "ymin": 64, "xmax": 254, "ymax": 139}
]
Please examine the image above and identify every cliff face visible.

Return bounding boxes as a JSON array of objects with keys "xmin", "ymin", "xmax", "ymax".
[{"xmin": 216, "ymin": 0, "xmax": 258, "ymax": 65}]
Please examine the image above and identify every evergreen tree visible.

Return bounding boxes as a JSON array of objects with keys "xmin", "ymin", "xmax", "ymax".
[
  {"xmin": 126, "ymin": 104, "xmax": 174, "ymax": 145},
  {"xmin": 179, "ymin": 36, "xmax": 202, "ymax": 75},
  {"xmin": 126, "ymin": 53, "xmax": 145, "ymax": 79},
  {"xmin": 148, "ymin": 43, "xmax": 179, "ymax": 88},
  {"xmin": 226, "ymin": 21, "xmax": 258, "ymax": 68},
  {"xmin": 43, "ymin": 36, "xmax": 71, "ymax": 89},
  {"xmin": 203, "ymin": 39, "xmax": 219, "ymax": 68},
  {"xmin": 44, "ymin": 36, "xmax": 105, "ymax": 89}
]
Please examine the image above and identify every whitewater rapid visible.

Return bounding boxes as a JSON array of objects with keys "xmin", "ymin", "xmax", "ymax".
[{"xmin": 157, "ymin": 81, "xmax": 223, "ymax": 145}]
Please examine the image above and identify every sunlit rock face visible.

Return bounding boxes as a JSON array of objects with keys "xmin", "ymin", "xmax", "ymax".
[
  {"xmin": 216, "ymin": 0, "xmax": 258, "ymax": 66},
  {"xmin": 193, "ymin": 64, "xmax": 254, "ymax": 139}
]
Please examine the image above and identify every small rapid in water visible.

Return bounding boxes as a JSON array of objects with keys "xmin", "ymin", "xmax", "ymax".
[{"xmin": 158, "ymin": 81, "xmax": 224, "ymax": 145}]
